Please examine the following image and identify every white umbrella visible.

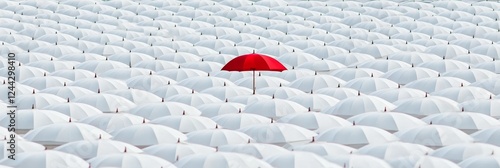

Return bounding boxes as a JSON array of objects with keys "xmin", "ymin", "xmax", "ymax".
[
  {"xmin": 218, "ymin": 143, "xmax": 289, "ymax": 159},
  {"xmin": 197, "ymin": 101, "xmax": 246, "ymax": 117},
  {"xmin": 78, "ymin": 113, "xmax": 146, "ymax": 134},
  {"xmin": 0, "ymin": 109, "xmax": 70, "ymax": 132},
  {"xmin": 278, "ymin": 112, "xmax": 350, "ymax": 132},
  {"xmin": 289, "ymin": 142, "xmax": 356, "ymax": 156},
  {"xmin": 324, "ymin": 154, "xmax": 392, "ymax": 168},
  {"xmin": 105, "ymin": 88, "xmax": 162, "ymax": 105},
  {"xmin": 461, "ymin": 99, "xmax": 500, "ymax": 119},
  {"xmin": 256, "ymin": 86, "xmax": 307, "ymax": 99},
  {"xmin": 42, "ymin": 102, "xmax": 103, "ymax": 120},
  {"xmin": 20, "ymin": 76, "xmax": 72, "ymax": 90},
  {"xmin": 476, "ymin": 60, "xmax": 500, "ymax": 74},
  {"xmin": 128, "ymin": 102, "xmax": 201, "ymax": 120},
  {"xmin": 156, "ymin": 68, "xmax": 207, "ymax": 81},
  {"xmin": 186, "ymin": 129, "xmax": 254, "ymax": 147},
  {"xmin": 430, "ymin": 143, "xmax": 500, "ymax": 163},
  {"xmin": 16, "ymin": 93, "xmax": 66, "ymax": 110},
  {"xmin": 75, "ymin": 60, "xmax": 129, "ymax": 74},
  {"xmin": 417, "ymin": 60, "xmax": 470, "ymax": 73},
  {"xmin": 370, "ymin": 87, "xmax": 426, "ymax": 103},
  {"xmin": 287, "ymin": 93, "xmax": 340, "ymax": 112},
  {"xmin": 287, "ymin": 75, "xmax": 345, "ymax": 92},
  {"xmin": 238, "ymin": 123, "xmax": 317, "ymax": 145},
  {"xmin": 348, "ymin": 112, "xmax": 426, "ymax": 133},
  {"xmin": 0, "ymin": 151, "xmax": 89, "ymax": 168},
  {"xmin": 357, "ymin": 142, "xmax": 433, "ymax": 160},
  {"xmin": 381, "ymin": 67, "xmax": 439, "ymax": 85},
  {"xmin": 73, "ymin": 93, "xmax": 136, "ymax": 113},
  {"xmin": 178, "ymin": 76, "xmax": 234, "ymax": 92},
  {"xmin": 200, "ymin": 86, "xmax": 252, "ymax": 101},
  {"xmin": 50, "ymin": 69, "xmax": 95, "ymax": 81},
  {"xmin": 322, "ymin": 95, "xmax": 395, "ymax": 118},
  {"xmin": 471, "ymin": 78, "xmax": 500, "ymax": 95},
  {"xmin": 393, "ymin": 96, "xmax": 460, "ymax": 118},
  {"xmin": 264, "ymin": 151, "xmax": 340, "ymax": 168},
  {"xmin": 395, "ymin": 125, "xmax": 473, "ymax": 149},
  {"xmin": 112, "ymin": 124, "xmax": 187, "ymax": 148},
  {"xmin": 88, "ymin": 153, "xmax": 175, "ymax": 168},
  {"xmin": 243, "ymin": 99, "xmax": 307, "ymax": 119},
  {"xmin": 316, "ymin": 125, "xmax": 399, "ymax": 148},
  {"xmin": 344, "ymin": 77, "xmax": 400, "ymax": 94},
  {"xmin": 24, "ymin": 123, "xmax": 111, "ymax": 147},
  {"xmin": 142, "ymin": 143, "xmax": 215, "ymax": 163},
  {"xmin": 54, "ymin": 139, "xmax": 142, "ymax": 160},
  {"xmin": 471, "ymin": 127, "xmax": 500, "ymax": 146},
  {"xmin": 352, "ymin": 44, "xmax": 401, "ymax": 59},
  {"xmin": 39, "ymin": 86, "xmax": 94, "ymax": 100},
  {"xmin": 388, "ymin": 155, "xmax": 460, "ymax": 168},
  {"xmin": 166, "ymin": 93, "xmax": 223, "ymax": 107},
  {"xmin": 211, "ymin": 113, "xmax": 270, "ymax": 130},
  {"xmin": 69, "ymin": 77, "xmax": 129, "ymax": 92},
  {"xmin": 354, "ymin": 59, "xmax": 411, "ymax": 73},
  {"xmin": 431, "ymin": 86, "xmax": 493, "ymax": 103},
  {"xmin": 150, "ymin": 115, "xmax": 217, "ymax": 133},
  {"xmin": 296, "ymin": 60, "xmax": 346, "ymax": 72},
  {"xmin": 330, "ymin": 68, "xmax": 383, "ymax": 82},
  {"xmin": 175, "ymin": 152, "xmax": 272, "ymax": 168},
  {"xmin": 315, "ymin": 87, "xmax": 360, "ymax": 100},
  {"xmin": 459, "ymin": 156, "xmax": 500, "ymax": 168},
  {"xmin": 125, "ymin": 75, "xmax": 177, "ymax": 91},
  {"xmin": 326, "ymin": 53, "xmax": 375, "ymax": 67},
  {"xmin": 405, "ymin": 77, "xmax": 471, "ymax": 93}
]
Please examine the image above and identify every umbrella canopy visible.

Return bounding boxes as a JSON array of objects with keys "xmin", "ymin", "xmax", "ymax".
[
  {"xmin": 54, "ymin": 139, "xmax": 142, "ymax": 160},
  {"xmin": 111, "ymin": 124, "xmax": 187, "ymax": 148},
  {"xmin": 278, "ymin": 112, "xmax": 351, "ymax": 132},
  {"xmin": 395, "ymin": 125, "xmax": 473, "ymax": 149},
  {"xmin": 289, "ymin": 142, "xmax": 356, "ymax": 156},
  {"xmin": 186, "ymin": 129, "xmax": 255, "ymax": 147},
  {"xmin": 317, "ymin": 125, "xmax": 399, "ymax": 148},
  {"xmin": 222, "ymin": 53, "xmax": 287, "ymax": 94},
  {"xmin": 347, "ymin": 112, "xmax": 426, "ymax": 133},
  {"xmin": 430, "ymin": 143, "xmax": 500, "ymax": 163},
  {"xmin": 87, "ymin": 153, "xmax": 175, "ymax": 168},
  {"xmin": 238, "ymin": 123, "xmax": 317, "ymax": 146},
  {"xmin": 175, "ymin": 152, "xmax": 273, "ymax": 168},
  {"xmin": 459, "ymin": 156, "xmax": 500, "ymax": 168},
  {"xmin": 264, "ymin": 151, "xmax": 340, "ymax": 168},
  {"xmin": 142, "ymin": 143, "xmax": 216, "ymax": 163},
  {"xmin": 218, "ymin": 143, "xmax": 289, "ymax": 159},
  {"xmin": 356, "ymin": 142, "xmax": 433, "ymax": 160},
  {"xmin": 0, "ymin": 151, "xmax": 89, "ymax": 168},
  {"xmin": 23, "ymin": 123, "xmax": 112, "ymax": 147},
  {"xmin": 324, "ymin": 154, "xmax": 392, "ymax": 168}
]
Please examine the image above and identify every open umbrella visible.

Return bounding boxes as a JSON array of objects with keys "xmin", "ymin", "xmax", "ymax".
[{"xmin": 221, "ymin": 53, "xmax": 287, "ymax": 94}]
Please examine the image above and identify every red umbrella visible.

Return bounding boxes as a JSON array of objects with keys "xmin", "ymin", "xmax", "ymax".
[{"xmin": 222, "ymin": 53, "xmax": 287, "ymax": 94}]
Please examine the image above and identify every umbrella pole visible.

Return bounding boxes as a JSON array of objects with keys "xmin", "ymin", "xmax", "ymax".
[{"xmin": 253, "ymin": 70, "xmax": 255, "ymax": 94}]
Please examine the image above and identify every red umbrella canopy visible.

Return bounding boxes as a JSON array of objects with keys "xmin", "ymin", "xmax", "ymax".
[{"xmin": 222, "ymin": 53, "xmax": 287, "ymax": 72}]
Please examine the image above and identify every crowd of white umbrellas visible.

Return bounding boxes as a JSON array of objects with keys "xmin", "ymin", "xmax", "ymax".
[{"xmin": 1, "ymin": 0, "xmax": 500, "ymax": 167}]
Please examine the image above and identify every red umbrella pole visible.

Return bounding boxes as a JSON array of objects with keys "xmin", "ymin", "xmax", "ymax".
[{"xmin": 253, "ymin": 69, "xmax": 256, "ymax": 94}]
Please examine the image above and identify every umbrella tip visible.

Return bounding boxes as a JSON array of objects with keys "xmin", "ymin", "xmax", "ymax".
[
  {"xmin": 311, "ymin": 136, "xmax": 315, "ymax": 142},
  {"xmin": 116, "ymin": 108, "xmax": 119, "ymax": 113},
  {"xmin": 182, "ymin": 110, "xmax": 186, "ymax": 115},
  {"xmin": 248, "ymin": 139, "xmax": 251, "ymax": 143},
  {"xmin": 238, "ymin": 108, "xmax": 241, "ymax": 113},
  {"xmin": 216, "ymin": 124, "xmax": 218, "ymax": 129},
  {"xmin": 338, "ymin": 83, "xmax": 340, "ymax": 88},
  {"xmin": 32, "ymin": 104, "xmax": 35, "ymax": 109},
  {"xmin": 357, "ymin": 90, "xmax": 360, "ymax": 96},
  {"xmin": 315, "ymin": 71, "xmax": 317, "ymax": 75},
  {"xmin": 461, "ymin": 107, "xmax": 464, "ymax": 112},
  {"xmin": 177, "ymin": 138, "xmax": 180, "ymax": 143},
  {"xmin": 384, "ymin": 107, "xmax": 387, "ymax": 112},
  {"xmin": 430, "ymin": 121, "xmax": 432, "ymax": 125},
  {"xmin": 161, "ymin": 98, "xmax": 164, "ymax": 102},
  {"xmin": 271, "ymin": 118, "xmax": 274, "ymax": 123},
  {"xmin": 98, "ymin": 88, "xmax": 101, "ymax": 93},
  {"xmin": 99, "ymin": 134, "xmax": 102, "ymax": 139},
  {"xmin": 94, "ymin": 73, "xmax": 97, "ymax": 78},
  {"xmin": 308, "ymin": 107, "xmax": 311, "ymax": 112},
  {"xmin": 142, "ymin": 118, "xmax": 146, "ymax": 123},
  {"xmin": 33, "ymin": 89, "xmax": 36, "ymax": 94},
  {"xmin": 192, "ymin": 89, "xmax": 195, "ymax": 94},
  {"xmin": 352, "ymin": 121, "xmax": 355, "ymax": 126},
  {"xmin": 67, "ymin": 98, "xmax": 70, "ymax": 102},
  {"xmin": 69, "ymin": 117, "xmax": 72, "ymax": 122},
  {"xmin": 124, "ymin": 147, "xmax": 127, "ymax": 153}
]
